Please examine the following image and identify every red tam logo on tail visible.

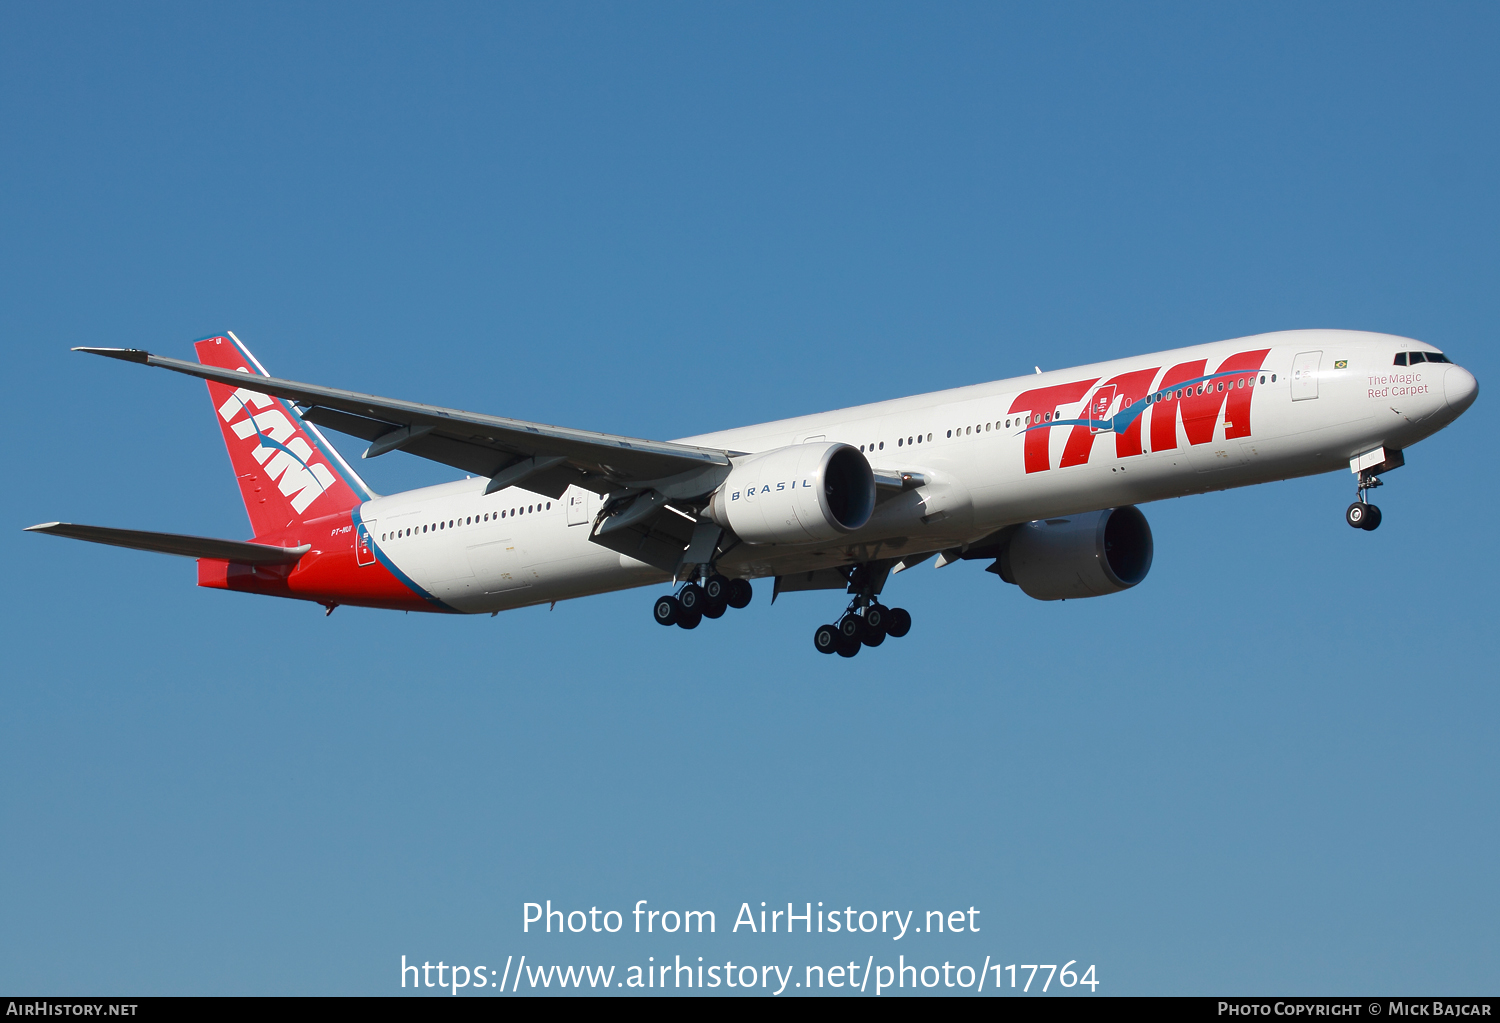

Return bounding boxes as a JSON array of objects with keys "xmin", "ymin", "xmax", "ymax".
[{"xmin": 195, "ymin": 337, "xmax": 360, "ymax": 536}]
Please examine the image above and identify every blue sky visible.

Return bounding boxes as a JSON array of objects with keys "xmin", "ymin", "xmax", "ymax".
[{"xmin": 1, "ymin": 2, "xmax": 1495, "ymax": 995}]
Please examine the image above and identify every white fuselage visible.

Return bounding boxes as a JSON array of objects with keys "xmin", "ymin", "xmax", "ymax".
[{"xmin": 358, "ymin": 330, "xmax": 1475, "ymax": 613}]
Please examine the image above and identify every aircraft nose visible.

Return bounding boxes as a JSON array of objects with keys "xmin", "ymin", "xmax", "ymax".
[{"xmin": 1444, "ymin": 365, "xmax": 1478, "ymax": 414}]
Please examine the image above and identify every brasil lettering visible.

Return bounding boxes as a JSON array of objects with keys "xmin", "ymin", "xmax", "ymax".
[
  {"xmin": 1009, "ymin": 349, "xmax": 1272, "ymax": 473},
  {"xmin": 729, "ymin": 479, "xmax": 811, "ymax": 502}
]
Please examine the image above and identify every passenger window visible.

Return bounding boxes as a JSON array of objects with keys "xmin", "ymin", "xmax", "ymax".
[
  {"xmin": 927, "ymin": 433, "xmax": 932, "ymax": 441},
  {"xmin": 1271, "ymin": 374, "xmax": 1277, "ymax": 382},
  {"xmin": 878, "ymin": 442, "xmax": 884, "ymax": 450},
  {"xmin": 547, "ymin": 502, "xmax": 552, "ymax": 510},
  {"xmin": 946, "ymin": 430, "xmax": 952, "ymax": 438},
  {"xmin": 898, "ymin": 438, "xmax": 903, "ymax": 446}
]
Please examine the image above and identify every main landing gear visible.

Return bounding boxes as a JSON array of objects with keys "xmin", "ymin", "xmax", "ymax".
[
  {"xmin": 813, "ymin": 603, "xmax": 911, "ymax": 658},
  {"xmin": 1346, "ymin": 470, "xmax": 1384, "ymax": 532},
  {"xmin": 652, "ymin": 573, "xmax": 753, "ymax": 630},
  {"xmin": 813, "ymin": 563, "xmax": 911, "ymax": 657}
]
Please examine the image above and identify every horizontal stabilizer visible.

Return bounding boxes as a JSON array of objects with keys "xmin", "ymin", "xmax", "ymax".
[{"xmin": 25, "ymin": 522, "xmax": 310, "ymax": 565}]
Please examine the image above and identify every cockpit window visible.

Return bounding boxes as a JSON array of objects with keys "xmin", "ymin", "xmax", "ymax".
[{"xmin": 1396, "ymin": 351, "xmax": 1452, "ymax": 366}]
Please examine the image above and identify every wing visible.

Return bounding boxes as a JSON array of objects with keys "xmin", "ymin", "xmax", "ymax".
[
  {"xmin": 77, "ymin": 347, "xmax": 732, "ymax": 500},
  {"xmin": 26, "ymin": 522, "xmax": 310, "ymax": 564}
]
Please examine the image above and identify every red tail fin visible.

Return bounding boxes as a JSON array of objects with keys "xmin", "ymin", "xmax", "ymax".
[{"xmin": 195, "ymin": 335, "xmax": 364, "ymax": 537}]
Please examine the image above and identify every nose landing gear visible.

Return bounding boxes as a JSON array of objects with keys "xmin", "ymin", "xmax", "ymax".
[
  {"xmin": 1345, "ymin": 501, "xmax": 1381, "ymax": 530},
  {"xmin": 1346, "ymin": 470, "xmax": 1384, "ymax": 531}
]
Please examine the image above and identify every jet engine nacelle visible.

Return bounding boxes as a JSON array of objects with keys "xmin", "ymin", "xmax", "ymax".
[
  {"xmin": 707, "ymin": 442, "xmax": 875, "ymax": 545},
  {"xmin": 996, "ymin": 506, "xmax": 1154, "ymax": 600}
]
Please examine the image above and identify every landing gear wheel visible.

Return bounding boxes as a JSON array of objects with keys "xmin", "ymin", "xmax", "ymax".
[
  {"xmin": 702, "ymin": 598, "xmax": 727, "ymax": 619},
  {"xmin": 703, "ymin": 574, "xmax": 730, "ymax": 603},
  {"xmin": 1361, "ymin": 504, "xmax": 1382, "ymax": 531},
  {"xmin": 652, "ymin": 595, "xmax": 680, "ymax": 626},
  {"xmin": 862, "ymin": 627, "xmax": 885, "ymax": 648},
  {"xmin": 864, "ymin": 603, "xmax": 888, "ymax": 633},
  {"xmin": 838, "ymin": 615, "xmax": 864, "ymax": 643},
  {"xmin": 726, "ymin": 578, "xmax": 753, "ymax": 609},
  {"xmin": 836, "ymin": 634, "xmax": 861, "ymax": 657},
  {"xmin": 678, "ymin": 583, "xmax": 706, "ymax": 614},
  {"xmin": 677, "ymin": 609, "xmax": 702, "ymax": 630},
  {"xmin": 814, "ymin": 624, "xmax": 839, "ymax": 654},
  {"xmin": 884, "ymin": 607, "xmax": 912, "ymax": 638}
]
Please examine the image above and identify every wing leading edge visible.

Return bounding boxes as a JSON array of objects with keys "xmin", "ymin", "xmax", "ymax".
[{"xmin": 75, "ymin": 347, "xmax": 732, "ymax": 500}]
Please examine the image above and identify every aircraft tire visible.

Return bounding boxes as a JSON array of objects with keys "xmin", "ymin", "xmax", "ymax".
[
  {"xmin": 885, "ymin": 607, "xmax": 912, "ymax": 638},
  {"xmin": 677, "ymin": 609, "xmax": 702, "ymax": 630},
  {"xmin": 814, "ymin": 624, "xmax": 839, "ymax": 654},
  {"xmin": 838, "ymin": 614, "xmax": 864, "ymax": 643},
  {"xmin": 864, "ymin": 604, "xmax": 888, "ymax": 633},
  {"xmin": 679, "ymin": 583, "xmax": 706, "ymax": 613},
  {"xmin": 702, "ymin": 598, "xmax": 727, "ymax": 619},
  {"xmin": 704, "ymin": 574, "xmax": 730, "ymax": 603},
  {"xmin": 653, "ymin": 595, "xmax": 680, "ymax": 626},
  {"xmin": 726, "ymin": 578, "xmax": 753, "ymax": 609},
  {"xmin": 1361, "ymin": 504, "xmax": 1382, "ymax": 531},
  {"xmin": 836, "ymin": 634, "xmax": 861, "ymax": 657},
  {"xmin": 1346, "ymin": 502, "xmax": 1369, "ymax": 528}
]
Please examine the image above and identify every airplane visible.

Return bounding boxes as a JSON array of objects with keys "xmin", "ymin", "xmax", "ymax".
[{"xmin": 27, "ymin": 329, "xmax": 1477, "ymax": 657}]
